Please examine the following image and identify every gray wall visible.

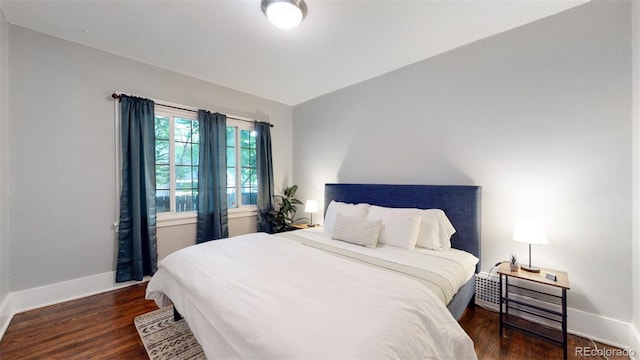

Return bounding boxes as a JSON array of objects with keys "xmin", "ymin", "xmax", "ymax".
[
  {"xmin": 156, "ymin": 215, "xmax": 257, "ymax": 261},
  {"xmin": 0, "ymin": 10, "xmax": 9, "ymax": 303},
  {"xmin": 633, "ymin": 0, "xmax": 640, "ymax": 337},
  {"xmin": 7, "ymin": 25, "xmax": 292, "ymax": 292},
  {"xmin": 293, "ymin": 1, "xmax": 632, "ymax": 322}
]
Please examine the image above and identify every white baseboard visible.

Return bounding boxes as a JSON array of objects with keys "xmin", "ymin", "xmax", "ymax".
[
  {"xmin": 629, "ymin": 325, "xmax": 640, "ymax": 360},
  {"xmin": 0, "ymin": 293, "xmax": 12, "ymax": 340},
  {"xmin": 567, "ymin": 307, "xmax": 636, "ymax": 354},
  {"xmin": 0, "ymin": 271, "xmax": 147, "ymax": 340}
]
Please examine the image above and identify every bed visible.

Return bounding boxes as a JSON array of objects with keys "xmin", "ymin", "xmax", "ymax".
[
  {"xmin": 323, "ymin": 183, "xmax": 481, "ymax": 319},
  {"xmin": 146, "ymin": 184, "xmax": 481, "ymax": 359}
]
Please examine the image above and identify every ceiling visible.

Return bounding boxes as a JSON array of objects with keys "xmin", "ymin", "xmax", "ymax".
[{"xmin": 0, "ymin": 0, "xmax": 588, "ymax": 106}]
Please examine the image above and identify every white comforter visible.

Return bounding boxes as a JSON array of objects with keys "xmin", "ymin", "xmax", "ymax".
[
  {"xmin": 286, "ymin": 227, "xmax": 478, "ymax": 305},
  {"xmin": 146, "ymin": 232, "xmax": 477, "ymax": 359}
]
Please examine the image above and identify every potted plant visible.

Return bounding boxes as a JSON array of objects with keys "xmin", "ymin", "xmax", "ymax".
[
  {"xmin": 265, "ymin": 185, "xmax": 305, "ymax": 233},
  {"xmin": 509, "ymin": 253, "xmax": 520, "ymax": 272}
]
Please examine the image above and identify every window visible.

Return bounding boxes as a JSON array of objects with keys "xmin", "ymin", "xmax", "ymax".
[
  {"xmin": 226, "ymin": 119, "xmax": 257, "ymax": 209},
  {"xmin": 153, "ymin": 108, "xmax": 256, "ymax": 214},
  {"xmin": 154, "ymin": 107, "xmax": 199, "ymax": 213}
]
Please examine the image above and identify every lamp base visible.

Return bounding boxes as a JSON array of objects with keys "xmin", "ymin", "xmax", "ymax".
[{"xmin": 520, "ymin": 265, "xmax": 541, "ymax": 273}]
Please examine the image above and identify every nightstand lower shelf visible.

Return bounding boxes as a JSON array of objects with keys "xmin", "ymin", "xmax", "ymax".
[{"xmin": 501, "ymin": 314, "xmax": 565, "ymax": 347}]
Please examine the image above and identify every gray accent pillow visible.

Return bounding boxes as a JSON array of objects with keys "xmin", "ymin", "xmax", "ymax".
[{"xmin": 331, "ymin": 213, "xmax": 382, "ymax": 248}]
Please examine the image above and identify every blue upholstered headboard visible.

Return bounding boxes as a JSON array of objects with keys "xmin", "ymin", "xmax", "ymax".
[{"xmin": 324, "ymin": 184, "xmax": 481, "ymax": 272}]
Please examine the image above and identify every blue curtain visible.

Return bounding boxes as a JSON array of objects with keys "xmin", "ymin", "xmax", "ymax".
[
  {"xmin": 255, "ymin": 121, "xmax": 275, "ymax": 233},
  {"xmin": 196, "ymin": 110, "xmax": 228, "ymax": 243},
  {"xmin": 116, "ymin": 95, "xmax": 158, "ymax": 282}
]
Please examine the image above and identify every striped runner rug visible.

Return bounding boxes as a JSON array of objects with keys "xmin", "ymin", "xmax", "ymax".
[{"xmin": 134, "ymin": 306, "xmax": 206, "ymax": 360}]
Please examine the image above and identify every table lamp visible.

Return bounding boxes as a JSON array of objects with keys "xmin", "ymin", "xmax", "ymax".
[
  {"xmin": 512, "ymin": 219, "xmax": 548, "ymax": 273},
  {"xmin": 305, "ymin": 200, "xmax": 319, "ymax": 227}
]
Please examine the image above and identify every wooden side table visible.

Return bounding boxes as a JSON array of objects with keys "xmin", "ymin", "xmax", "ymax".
[
  {"xmin": 291, "ymin": 224, "xmax": 318, "ymax": 230},
  {"xmin": 498, "ymin": 263, "xmax": 571, "ymax": 359}
]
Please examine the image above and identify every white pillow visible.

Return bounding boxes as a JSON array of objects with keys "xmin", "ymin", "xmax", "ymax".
[
  {"xmin": 416, "ymin": 209, "xmax": 456, "ymax": 250},
  {"xmin": 331, "ymin": 213, "xmax": 382, "ymax": 248},
  {"xmin": 324, "ymin": 201, "xmax": 370, "ymax": 234},
  {"xmin": 366, "ymin": 205, "xmax": 422, "ymax": 249}
]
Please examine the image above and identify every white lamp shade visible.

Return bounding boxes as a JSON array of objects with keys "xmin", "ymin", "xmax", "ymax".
[
  {"xmin": 264, "ymin": 1, "xmax": 305, "ymax": 29},
  {"xmin": 304, "ymin": 200, "xmax": 319, "ymax": 213},
  {"xmin": 512, "ymin": 219, "xmax": 549, "ymax": 245}
]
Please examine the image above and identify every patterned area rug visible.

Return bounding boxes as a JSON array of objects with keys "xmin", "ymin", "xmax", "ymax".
[{"xmin": 134, "ymin": 306, "xmax": 206, "ymax": 360}]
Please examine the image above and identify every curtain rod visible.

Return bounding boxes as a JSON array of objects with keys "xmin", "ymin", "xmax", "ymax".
[{"xmin": 111, "ymin": 93, "xmax": 274, "ymax": 128}]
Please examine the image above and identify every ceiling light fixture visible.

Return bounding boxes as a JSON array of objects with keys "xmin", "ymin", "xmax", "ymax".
[{"xmin": 261, "ymin": 0, "xmax": 308, "ymax": 30}]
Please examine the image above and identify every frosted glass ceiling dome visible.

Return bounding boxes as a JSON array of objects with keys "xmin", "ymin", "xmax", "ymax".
[{"xmin": 261, "ymin": 0, "xmax": 308, "ymax": 29}]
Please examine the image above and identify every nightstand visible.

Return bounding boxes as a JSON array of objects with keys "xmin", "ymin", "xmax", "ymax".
[
  {"xmin": 291, "ymin": 224, "xmax": 316, "ymax": 230},
  {"xmin": 497, "ymin": 263, "xmax": 571, "ymax": 359}
]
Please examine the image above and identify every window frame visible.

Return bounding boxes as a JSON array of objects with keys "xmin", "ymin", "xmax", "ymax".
[
  {"xmin": 154, "ymin": 106, "xmax": 199, "ymax": 216},
  {"xmin": 226, "ymin": 118, "xmax": 258, "ymax": 211},
  {"xmin": 154, "ymin": 109, "xmax": 258, "ymax": 227},
  {"xmin": 154, "ymin": 107, "xmax": 198, "ymax": 227}
]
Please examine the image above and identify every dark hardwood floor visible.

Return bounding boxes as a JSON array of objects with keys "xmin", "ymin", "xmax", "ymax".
[
  {"xmin": 0, "ymin": 283, "xmax": 157, "ymax": 359},
  {"xmin": 459, "ymin": 305, "xmax": 630, "ymax": 360},
  {"xmin": 0, "ymin": 283, "xmax": 630, "ymax": 359}
]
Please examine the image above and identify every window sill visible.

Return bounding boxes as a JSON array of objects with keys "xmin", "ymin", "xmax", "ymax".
[
  {"xmin": 228, "ymin": 206, "xmax": 259, "ymax": 219},
  {"xmin": 157, "ymin": 207, "xmax": 258, "ymax": 228},
  {"xmin": 157, "ymin": 212, "xmax": 196, "ymax": 228}
]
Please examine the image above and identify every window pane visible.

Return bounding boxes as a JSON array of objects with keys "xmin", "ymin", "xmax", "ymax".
[
  {"xmin": 175, "ymin": 189, "xmax": 196, "ymax": 212},
  {"xmin": 227, "ymin": 167, "xmax": 236, "ymax": 186},
  {"xmin": 156, "ymin": 189, "xmax": 170, "ymax": 213},
  {"xmin": 227, "ymin": 127, "xmax": 236, "ymax": 147},
  {"xmin": 240, "ymin": 129, "xmax": 250, "ymax": 146},
  {"xmin": 241, "ymin": 167, "xmax": 255, "ymax": 187},
  {"xmin": 155, "ymin": 116, "xmax": 169, "ymax": 140},
  {"xmin": 226, "ymin": 126, "xmax": 237, "ymax": 213},
  {"xmin": 155, "ymin": 139, "xmax": 169, "ymax": 165},
  {"xmin": 241, "ymin": 148, "xmax": 255, "ymax": 168},
  {"xmin": 242, "ymin": 187, "xmax": 257, "ymax": 205},
  {"xmin": 175, "ymin": 142, "xmax": 193, "ymax": 165},
  {"xmin": 250, "ymin": 149, "xmax": 256, "ymax": 167},
  {"xmin": 193, "ymin": 190, "xmax": 198, "ymax": 211},
  {"xmin": 192, "ymin": 168, "xmax": 198, "ymax": 188},
  {"xmin": 176, "ymin": 165, "xmax": 193, "ymax": 189},
  {"xmin": 232, "ymin": 128, "xmax": 257, "ymax": 208},
  {"xmin": 227, "ymin": 188, "xmax": 237, "ymax": 208},
  {"xmin": 227, "ymin": 147, "xmax": 235, "ymax": 167},
  {"xmin": 192, "ymin": 144, "xmax": 199, "ymax": 166},
  {"xmin": 174, "ymin": 118, "xmax": 194, "ymax": 142},
  {"xmin": 156, "ymin": 165, "xmax": 170, "ymax": 189},
  {"xmin": 192, "ymin": 121, "xmax": 199, "ymax": 144}
]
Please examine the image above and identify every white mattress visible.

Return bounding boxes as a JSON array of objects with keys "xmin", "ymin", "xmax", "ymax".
[{"xmin": 146, "ymin": 231, "xmax": 478, "ymax": 360}]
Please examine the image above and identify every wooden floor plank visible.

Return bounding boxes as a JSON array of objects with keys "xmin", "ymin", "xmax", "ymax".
[{"xmin": 0, "ymin": 283, "xmax": 632, "ymax": 359}]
